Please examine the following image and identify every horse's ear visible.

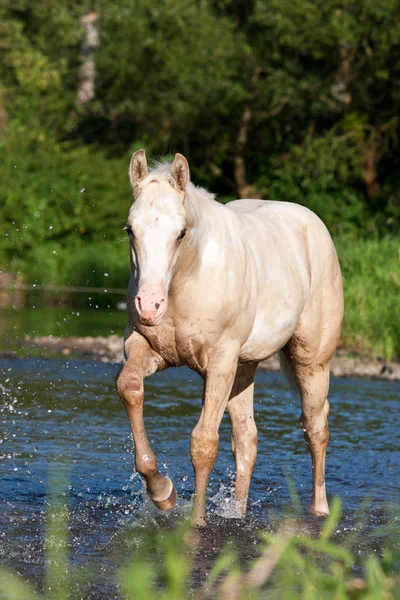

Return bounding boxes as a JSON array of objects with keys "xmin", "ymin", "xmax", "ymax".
[
  {"xmin": 171, "ymin": 153, "xmax": 190, "ymax": 193},
  {"xmin": 129, "ymin": 149, "xmax": 148, "ymax": 190}
]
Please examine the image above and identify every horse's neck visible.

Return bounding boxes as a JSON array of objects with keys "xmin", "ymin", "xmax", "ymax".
[
  {"xmin": 176, "ymin": 189, "xmax": 240, "ymax": 278},
  {"xmin": 186, "ymin": 187, "xmax": 231, "ymax": 242},
  {"xmin": 185, "ymin": 184, "xmax": 218, "ymax": 222}
]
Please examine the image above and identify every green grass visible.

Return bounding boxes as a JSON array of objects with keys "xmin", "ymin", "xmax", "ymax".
[{"xmin": 336, "ymin": 236, "xmax": 400, "ymax": 360}]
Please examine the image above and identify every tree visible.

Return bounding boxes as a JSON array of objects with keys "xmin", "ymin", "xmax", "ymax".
[
  {"xmin": 90, "ymin": 0, "xmax": 244, "ymax": 182},
  {"xmin": 0, "ymin": 0, "xmax": 84, "ymax": 136}
]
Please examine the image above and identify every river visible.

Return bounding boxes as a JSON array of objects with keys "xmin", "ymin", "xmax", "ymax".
[{"xmin": 1, "ymin": 354, "xmax": 399, "ymax": 596}]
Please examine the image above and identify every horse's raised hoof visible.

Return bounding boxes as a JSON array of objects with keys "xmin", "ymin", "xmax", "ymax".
[{"xmin": 150, "ymin": 478, "xmax": 178, "ymax": 511}]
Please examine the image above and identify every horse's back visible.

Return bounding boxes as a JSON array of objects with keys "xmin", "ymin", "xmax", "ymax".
[
  {"xmin": 227, "ymin": 199, "xmax": 343, "ymax": 363},
  {"xmin": 227, "ymin": 198, "xmax": 330, "ymax": 236},
  {"xmin": 226, "ymin": 198, "xmax": 339, "ymax": 281}
]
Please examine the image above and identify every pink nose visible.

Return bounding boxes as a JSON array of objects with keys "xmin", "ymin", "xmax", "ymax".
[{"xmin": 135, "ymin": 284, "xmax": 167, "ymax": 325}]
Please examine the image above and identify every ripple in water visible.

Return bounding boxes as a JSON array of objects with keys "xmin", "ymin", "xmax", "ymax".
[{"xmin": 1, "ymin": 357, "xmax": 399, "ymax": 593}]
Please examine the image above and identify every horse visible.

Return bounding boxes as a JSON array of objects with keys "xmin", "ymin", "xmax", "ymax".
[{"xmin": 116, "ymin": 150, "xmax": 344, "ymax": 526}]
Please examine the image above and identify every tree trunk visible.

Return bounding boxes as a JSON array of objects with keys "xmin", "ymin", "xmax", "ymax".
[
  {"xmin": 234, "ymin": 105, "xmax": 252, "ymax": 198},
  {"xmin": 361, "ymin": 118, "xmax": 398, "ymax": 199},
  {"xmin": 77, "ymin": 12, "xmax": 100, "ymax": 108},
  {"xmin": 331, "ymin": 43, "xmax": 353, "ymax": 110},
  {"xmin": 362, "ymin": 145, "xmax": 380, "ymax": 199}
]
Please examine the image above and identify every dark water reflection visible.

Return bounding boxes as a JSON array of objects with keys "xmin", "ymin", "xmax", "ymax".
[
  {"xmin": 1, "ymin": 358, "xmax": 399, "ymax": 594},
  {"xmin": 0, "ymin": 307, "xmax": 125, "ymax": 354}
]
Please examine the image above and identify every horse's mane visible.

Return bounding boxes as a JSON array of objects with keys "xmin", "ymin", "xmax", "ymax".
[{"xmin": 148, "ymin": 160, "xmax": 217, "ymax": 207}]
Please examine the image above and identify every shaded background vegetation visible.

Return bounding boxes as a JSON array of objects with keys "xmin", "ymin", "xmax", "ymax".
[{"xmin": 0, "ymin": 0, "xmax": 399, "ymax": 357}]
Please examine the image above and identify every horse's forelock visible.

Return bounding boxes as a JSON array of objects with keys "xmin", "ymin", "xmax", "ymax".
[
  {"xmin": 140, "ymin": 159, "xmax": 216, "ymax": 207},
  {"xmin": 148, "ymin": 159, "xmax": 174, "ymax": 178}
]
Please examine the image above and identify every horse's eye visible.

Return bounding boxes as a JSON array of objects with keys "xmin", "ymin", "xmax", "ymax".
[
  {"xmin": 177, "ymin": 228, "xmax": 187, "ymax": 241},
  {"xmin": 124, "ymin": 225, "xmax": 134, "ymax": 238}
]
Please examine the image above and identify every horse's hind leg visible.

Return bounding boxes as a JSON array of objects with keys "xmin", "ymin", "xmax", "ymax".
[
  {"xmin": 227, "ymin": 364, "xmax": 258, "ymax": 517},
  {"xmin": 281, "ymin": 350, "xmax": 331, "ymax": 515}
]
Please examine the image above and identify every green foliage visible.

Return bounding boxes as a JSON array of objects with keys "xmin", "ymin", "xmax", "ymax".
[
  {"xmin": 65, "ymin": 242, "xmax": 127, "ymax": 290},
  {"xmin": 120, "ymin": 521, "xmax": 193, "ymax": 600},
  {"xmin": 95, "ymin": 0, "xmax": 244, "ymax": 159},
  {"xmin": 221, "ymin": 0, "xmax": 400, "ymax": 226},
  {"xmin": 1, "ymin": 0, "xmax": 400, "ymax": 207},
  {"xmin": 336, "ymin": 236, "xmax": 400, "ymax": 360},
  {"xmin": 0, "ymin": 0, "xmax": 83, "ymax": 135},
  {"xmin": 257, "ymin": 125, "xmax": 367, "ymax": 236},
  {"xmin": 0, "ymin": 130, "xmax": 130, "ymax": 284},
  {"xmin": 64, "ymin": 242, "xmax": 129, "ymax": 307}
]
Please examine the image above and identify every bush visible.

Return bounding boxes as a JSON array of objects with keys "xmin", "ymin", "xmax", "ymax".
[
  {"xmin": 63, "ymin": 241, "xmax": 129, "ymax": 307},
  {"xmin": 0, "ymin": 131, "xmax": 131, "ymax": 283},
  {"xmin": 256, "ymin": 126, "xmax": 368, "ymax": 238}
]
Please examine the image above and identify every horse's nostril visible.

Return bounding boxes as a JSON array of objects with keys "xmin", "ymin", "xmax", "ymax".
[{"xmin": 155, "ymin": 302, "xmax": 160, "ymax": 310}]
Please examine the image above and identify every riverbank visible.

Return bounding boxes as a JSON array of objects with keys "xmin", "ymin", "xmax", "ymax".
[{"xmin": 3, "ymin": 334, "xmax": 400, "ymax": 381}]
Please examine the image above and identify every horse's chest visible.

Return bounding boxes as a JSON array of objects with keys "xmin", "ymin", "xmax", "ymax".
[
  {"xmin": 143, "ymin": 328, "xmax": 179, "ymax": 365},
  {"xmin": 142, "ymin": 322, "xmax": 204, "ymax": 369}
]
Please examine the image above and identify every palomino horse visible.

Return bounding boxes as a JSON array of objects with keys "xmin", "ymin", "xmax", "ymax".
[{"xmin": 116, "ymin": 150, "xmax": 344, "ymax": 526}]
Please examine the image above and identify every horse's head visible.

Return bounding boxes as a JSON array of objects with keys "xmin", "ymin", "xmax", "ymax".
[{"xmin": 126, "ymin": 150, "xmax": 191, "ymax": 326}]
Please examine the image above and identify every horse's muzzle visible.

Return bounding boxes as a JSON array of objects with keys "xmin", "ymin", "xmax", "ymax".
[
  {"xmin": 138, "ymin": 310, "xmax": 166, "ymax": 327},
  {"xmin": 135, "ymin": 284, "xmax": 167, "ymax": 326}
]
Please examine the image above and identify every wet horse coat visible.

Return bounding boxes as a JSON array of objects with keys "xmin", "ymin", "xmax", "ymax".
[{"xmin": 116, "ymin": 150, "xmax": 344, "ymax": 525}]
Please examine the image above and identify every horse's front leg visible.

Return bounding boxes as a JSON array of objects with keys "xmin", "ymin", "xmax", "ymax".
[
  {"xmin": 116, "ymin": 332, "xmax": 177, "ymax": 510},
  {"xmin": 190, "ymin": 347, "xmax": 239, "ymax": 526}
]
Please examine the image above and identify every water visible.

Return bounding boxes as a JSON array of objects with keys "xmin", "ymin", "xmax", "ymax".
[{"xmin": 1, "ymin": 357, "xmax": 399, "ymax": 595}]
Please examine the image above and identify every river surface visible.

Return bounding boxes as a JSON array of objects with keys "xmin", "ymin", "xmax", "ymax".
[{"xmin": 1, "ymin": 356, "xmax": 399, "ymax": 596}]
